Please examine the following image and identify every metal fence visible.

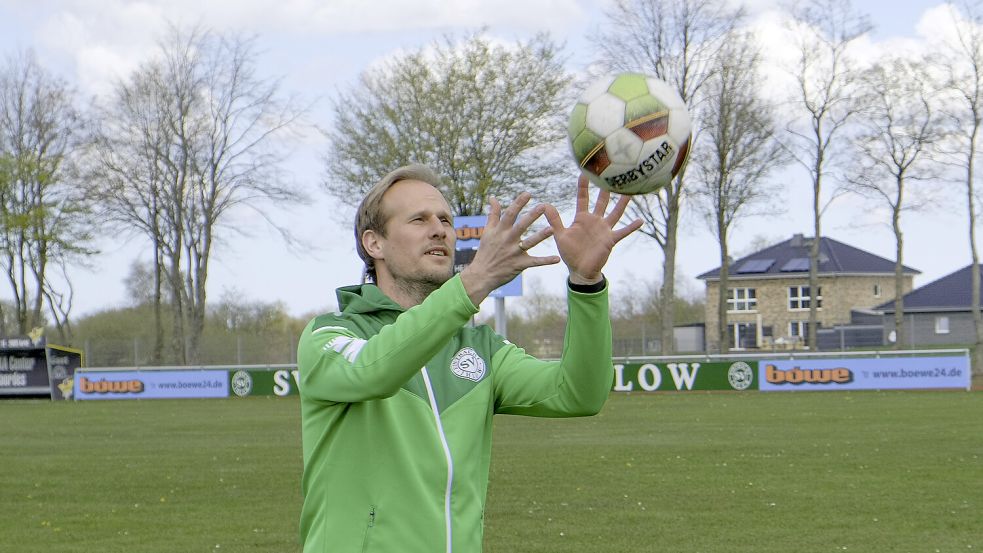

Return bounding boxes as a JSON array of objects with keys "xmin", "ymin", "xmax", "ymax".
[{"xmin": 78, "ymin": 335, "xmax": 300, "ymax": 368}]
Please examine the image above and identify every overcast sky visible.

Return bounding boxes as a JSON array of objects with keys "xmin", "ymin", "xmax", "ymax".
[{"xmin": 0, "ymin": 0, "xmax": 969, "ymax": 320}]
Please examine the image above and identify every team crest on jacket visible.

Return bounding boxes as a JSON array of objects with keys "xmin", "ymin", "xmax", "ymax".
[{"xmin": 450, "ymin": 347, "xmax": 486, "ymax": 382}]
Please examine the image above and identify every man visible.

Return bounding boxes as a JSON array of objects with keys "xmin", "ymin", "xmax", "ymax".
[{"xmin": 297, "ymin": 164, "xmax": 641, "ymax": 552}]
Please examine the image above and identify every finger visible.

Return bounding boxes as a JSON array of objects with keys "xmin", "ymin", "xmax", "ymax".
[
  {"xmin": 514, "ymin": 203, "xmax": 547, "ymax": 235},
  {"xmin": 612, "ymin": 218, "xmax": 644, "ymax": 244},
  {"xmin": 606, "ymin": 194, "xmax": 633, "ymax": 226},
  {"xmin": 593, "ymin": 188, "xmax": 611, "ymax": 217},
  {"xmin": 575, "ymin": 174, "xmax": 590, "ymax": 213},
  {"xmin": 520, "ymin": 225, "xmax": 554, "ymax": 251},
  {"xmin": 543, "ymin": 204, "xmax": 565, "ymax": 235},
  {"xmin": 500, "ymin": 192, "xmax": 532, "ymax": 227},
  {"xmin": 523, "ymin": 254, "xmax": 561, "ymax": 268},
  {"xmin": 487, "ymin": 196, "xmax": 502, "ymax": 227}
]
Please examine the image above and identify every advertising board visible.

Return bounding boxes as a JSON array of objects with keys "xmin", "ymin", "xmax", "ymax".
[
  {"xmin": 74, "ymin": 370, "xmax": 228, "ymax": 400},
  {"xmin": 1, "ymin": 336, "xmax": 82, "ymax": 398},
  {"xmin": 758, "ymin": 355, "xmax": 970, "ymax": 391},
  {"xmin": 613, "ymin": 360, "xmax": 758, "ymax": 392},
  {"xmin": 228, "ymin": 367, "xmax": 300, "ymax": 397}
]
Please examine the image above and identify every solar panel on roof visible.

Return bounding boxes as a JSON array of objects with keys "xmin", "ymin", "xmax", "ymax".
[
  {"xmin": 780, "ymin": 257, "xmax": 810, "ymax": 272},
  {"xmin": 736, "ymin": 259, "xmax": 775, "ymax": 273}
]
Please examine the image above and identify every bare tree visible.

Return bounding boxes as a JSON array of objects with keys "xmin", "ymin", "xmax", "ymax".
[
  {"xmin": 593, "ymin": 0, "xmax": 745, "ymax": 354},
  {"xmin": 847, "ymin": 58, "xmax": 942, "ymax": 349},
  {"xmin": 691, "ymin": 33, "xmax": 788, "ymax": 353},
  {"xmin": 783, "ymin": 0, "xmax": 871, "ymax": 349},
  {"xmin": 0, "ymin": 51, "xmax": 94, "ymax": 340},
  {"xmin": 938, "ymin": 1, "xmax": 983, "ymax": 373},
  {"xmin": 323, "ymin": 31, "xmax": 571, "ymax": 216},
  {"xmin": 89, "ymin": 25, "xmax": 306, "ymax": 363}
]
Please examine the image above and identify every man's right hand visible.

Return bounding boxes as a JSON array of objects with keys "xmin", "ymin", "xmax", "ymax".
[{"xmin": 459, "ymin": 192, "xmax": 559, "ymax": 306}]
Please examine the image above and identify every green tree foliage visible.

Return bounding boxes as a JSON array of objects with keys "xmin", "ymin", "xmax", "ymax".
[
  {"xmin": 68, "ymin": 293, "xmax": 308, "ymax": 367},
  {"xmin": 0, "ymin": 51, "xmax": 95, "ymax": 339},
  {"xmin": 323, "ymin": 31, "xmax": 572, "ymax": 216},
  {"xmin": 503, "ymin": 279, "xmax": 568, "ymax": 358}
]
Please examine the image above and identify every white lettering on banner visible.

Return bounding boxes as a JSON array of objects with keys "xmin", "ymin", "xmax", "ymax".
[
  {"xmin": 273, "ymin": 369, "xmax": 301, "ymax": 396},
  {"xmin": 667, "ymin": 363, "xmax": 700, "ymax": 390},
  {"xmin": 638, "ymin": 363, "xmax": 662, "ymax": 391},
  {"xmin": 0, "ymin": 373, "xmax": 28, "ymax": 386},
  {"xmin": 613, "ymin": 364, "xmax": 633, "ymax": 391},
  {"xmin": 0, "ymin": 356, "xmax": 36, "ymax": 371}
]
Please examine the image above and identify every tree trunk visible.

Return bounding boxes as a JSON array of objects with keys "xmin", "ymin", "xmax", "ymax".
[
  {"xmin": 968, "ymin": 124, "xmax": 983, "ymax": 376},
  {"xmin": 716, "ymin": 207, "xmax": 730, "ymax": 353},
  {"xmin": 168, "ymin": 251, "xmax": 187, "ymax": 365},
  {"xmin": 152, "ymin": 239, "xmax": 164, "ymax": 365},
  {"xmin": 808, "ymin": 151, "xmax": 822, "ymax": 350},
  {"xmin": 892, "ymin": 192, "xmax": 905, "ymax": 350},
  {"xmin": 660, "ymin": 188, "xmax": 682, "ymax": 355}
]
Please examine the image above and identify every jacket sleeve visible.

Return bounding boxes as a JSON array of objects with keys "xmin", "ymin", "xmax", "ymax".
[
  {"xmin": 297, "ymin": 275, "xmax": 479, "ymax": 403},
  {"xmin": 491, "ymin": 284, "xmax": 613, "ymax": 417}
]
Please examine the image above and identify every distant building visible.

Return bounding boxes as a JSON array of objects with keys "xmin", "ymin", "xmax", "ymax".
[
  {"xmin": 876, "ymin": 264, "xmax": 982, "ymax": 346},
  {"xmin": 697, "ymin": 234, "xmax": 919, "ymax": 351}
]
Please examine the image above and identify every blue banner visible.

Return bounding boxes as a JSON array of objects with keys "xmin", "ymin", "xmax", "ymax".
[
  {"xmin": 758, "ymin": 356, "xmax": 970, "ymax": 391},
  {"xmin": 74, "ymin": 370, "xmax": 228, "ymax": 400}
]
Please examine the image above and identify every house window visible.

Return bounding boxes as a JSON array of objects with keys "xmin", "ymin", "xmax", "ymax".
[
  {"xmin": 789, "ymin": 321, "xmax": 810, "ymax": 345},
  {"xmin": 935, "ymin": 316, "xmax": 950, "ymax": 334},
  {"xmin": 727, "ymin": 287, "xmax": 757, "ymax": 312},
  {"xmin": 730, "ymin": 322, "xmax": 758, "ymax": 350},
  {"xmin": 788, "ymin": 285, "xmax": 822, "ymax": 310},
  {"xmin": 873, "ymin": 284, "xmax": 881, "ymax": 298}
]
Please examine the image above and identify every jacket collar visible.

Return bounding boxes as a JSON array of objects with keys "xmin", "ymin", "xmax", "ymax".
[{"xmin": 336, "ymin": 284, "xmax": 405, "ymax": 315}]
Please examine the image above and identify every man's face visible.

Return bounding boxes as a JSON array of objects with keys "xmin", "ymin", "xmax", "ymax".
[{"xmin": 369, "ymin": 179, "xmax": 456, "ymax": 295}]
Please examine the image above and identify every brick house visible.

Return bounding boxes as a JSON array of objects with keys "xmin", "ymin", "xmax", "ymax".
[{"xmin": 697, "ymin": 234, "xmax": 919, "ymax": 351}]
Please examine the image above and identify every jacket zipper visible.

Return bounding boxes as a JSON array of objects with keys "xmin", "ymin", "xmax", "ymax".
[{"xmin": 421, "ymin": 366, "xmax": 454, "ymax": 553}]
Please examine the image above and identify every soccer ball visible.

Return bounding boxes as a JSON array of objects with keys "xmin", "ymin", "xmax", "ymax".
[{"xmin": 568, "ymin": 72, "xmax": 692, "ymax": 195}]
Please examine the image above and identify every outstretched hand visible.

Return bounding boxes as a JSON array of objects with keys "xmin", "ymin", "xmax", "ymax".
[
  {"xmin": 459, "ymin": 192, "xmax": 560, "ymax": 305},
  {"xmin": 544, "ymin": 175, "xmax": 643, "ymax": 285}
]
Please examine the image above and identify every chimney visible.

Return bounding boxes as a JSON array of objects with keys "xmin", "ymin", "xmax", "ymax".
[{"xmin": 791, "ymin": 233, "xmax": 805, "ymax": 247}]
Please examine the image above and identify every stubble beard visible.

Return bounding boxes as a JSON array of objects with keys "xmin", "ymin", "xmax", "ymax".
[{"xmin": 392, "ymin": 266, "xmax": 454, "ymax": 306}]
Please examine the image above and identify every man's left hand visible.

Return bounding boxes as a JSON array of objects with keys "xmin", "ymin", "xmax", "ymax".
[{"xmin": 544, "ymin": 174, "xmax": 643, "ymax": 285}]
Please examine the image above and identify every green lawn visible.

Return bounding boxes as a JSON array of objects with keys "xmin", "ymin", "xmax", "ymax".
[{"xmin": 1, "ymin": 392, "xmax": 980, "ymax": 552}]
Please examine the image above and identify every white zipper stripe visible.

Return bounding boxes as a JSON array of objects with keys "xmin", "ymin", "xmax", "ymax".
[{"xmin": 421, "ymin": 366, "xmax": 454, "ymax": 553}]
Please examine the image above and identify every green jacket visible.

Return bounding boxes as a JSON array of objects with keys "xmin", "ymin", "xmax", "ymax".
[{"xmin": 297, "ymin": 274, "xmax": 613, "ymax": 552}]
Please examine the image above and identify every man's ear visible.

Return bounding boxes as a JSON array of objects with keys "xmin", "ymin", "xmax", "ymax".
[{"xmin": 362, "ymin": 229, "xmax": 384, "ymax": 261}]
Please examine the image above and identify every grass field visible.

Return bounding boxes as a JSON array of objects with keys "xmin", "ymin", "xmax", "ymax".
[{"xmin": 1, "ymin": 391, "xmax": 980, "ymax": 553}]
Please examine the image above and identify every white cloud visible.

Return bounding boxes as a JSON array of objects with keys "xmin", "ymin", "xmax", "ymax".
[
  {"xmin": 271, "ymin": 0, "xmax": 588, "ymax": 34},
  {"xmin": 11, "ymin": 0, "xmax": 593, "ymax": 98}
]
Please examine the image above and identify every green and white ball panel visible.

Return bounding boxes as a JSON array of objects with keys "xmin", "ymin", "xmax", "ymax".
[
  {"xmin": 568, "ymin": 104, "xmax": 601, "ymax": 165},
  {"xmin": 625, "ymin": 93, "xmax": 667, "ymax": 124},
  {"xmin": 606, "ymin": 73, "xmax": 649, "ymax": 103},
  {"xmin": 567, "ymin": 72, "xmax": 692, "ymax": 195}
]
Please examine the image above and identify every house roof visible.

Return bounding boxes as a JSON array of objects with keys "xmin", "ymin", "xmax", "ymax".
[
  {"xmin": 697, "ymin": 234, "xmax": 920, "ymax": 280},
  {"xmin": 877, "ymin": 264, "xmax": 980, "ymax": 313}
]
